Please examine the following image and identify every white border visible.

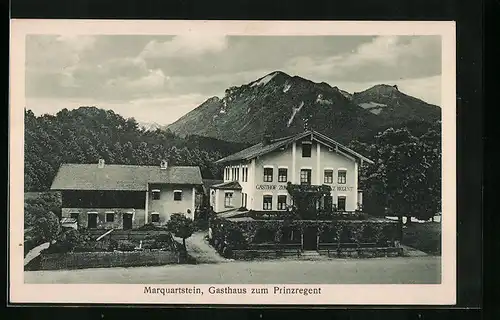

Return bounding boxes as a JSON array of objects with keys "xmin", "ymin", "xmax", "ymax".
[{"xmin": 10, "ymin": 19, "xmax": 456, "ymax": 306}]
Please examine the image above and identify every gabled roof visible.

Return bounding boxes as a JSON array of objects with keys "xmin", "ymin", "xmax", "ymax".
[
  {"xmin": 51, "ymin": 163, "xmax": 203, "ymax": 191},
  {"xmin": 210, "ymin": 181, "xmax": 242, "ymax": 190},
  {"xmin": 214, "ymin": 130, "xmax": 374, "ymax": 164}
]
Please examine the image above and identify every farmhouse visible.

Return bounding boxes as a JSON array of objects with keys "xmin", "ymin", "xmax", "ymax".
[
  {"xmin": 50, "ymin": 159, "xmax": 203, "ymax": 230},
  {"xmin": 211, "ymin": 129, "xmax": 373, "ymax": 214}
]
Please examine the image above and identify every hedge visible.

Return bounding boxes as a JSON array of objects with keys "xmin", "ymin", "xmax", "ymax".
[
  {"xmin": 34, "ymin": 250, "xmax": 181, "ymax": 270},
  {"xmin": 210, "ymin": 216, "xmax": 400, "ymax": 253}
]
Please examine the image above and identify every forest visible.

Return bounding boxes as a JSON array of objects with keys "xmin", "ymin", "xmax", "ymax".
[{"xmin": 24, "ymin": 107, "xmax": 250, "ymax": 192}]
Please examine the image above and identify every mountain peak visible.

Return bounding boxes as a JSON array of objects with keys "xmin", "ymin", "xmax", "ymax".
[{"xmin": 365, "ymin": 84, "xmax": 400, "ymax": 94}]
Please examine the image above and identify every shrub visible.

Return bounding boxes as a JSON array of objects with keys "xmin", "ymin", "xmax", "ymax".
[
  {"xmin": 73, "ymin": 242, "xmax": 109, "ymax": 253},
  {"xmin": 142, "ymin": 233, "xmax": 175, "ymax": 251},
  {"xmin": 57, "ymin": 228, "xmax": 83, "ymax": 250},
  {"xmin": 166, "ymin": 214, "xmax": 195, "ymax": 252},
  {"xmin": 117, "ymin": 240, "xmax": 136, "ymax": 252},
  {"xmin": 135, "ymin": 223, "xmax": 165, "ymax": 231}
]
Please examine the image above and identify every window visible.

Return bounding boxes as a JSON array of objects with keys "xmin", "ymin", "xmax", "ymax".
[
  {"xmin": 338, "ymin": 170, "xmax": 347, "ymax": 184},
  {"xmin": 277, "ymin": 195, "xmax": 287, "ymax": 210},
  {"xmin": 152, "ymin": 189, "xmax": 161, "ymax": 200},
  {"xmin": 242, "ymin": 167, "xmax": 248, "ymax": 182},
  {"xmin": 174, "ymin": 190, "xmax": 182, "ymax": 201},
  {"xmin": 324, "ymin": 170, "xmax": 334, "ymax": 184},
  {"xmin": 278, "ymin": 168, "xmax": 288, "ymax": 182},
  {"xmin": 263, "ymin": 195, "xmax": 273, "ymax": 210},
  {"xmin": 263, "ymin": 167, "xmax": 273, "ymax": 182},
  {"xmin": 105, "ymin": 212, "xmax": 115, "ymax": 222},
  {"xmin": 302, "ymin": 142, "xmax": 312, "ymax": 157},
  {"xmin": 70, "ymin": 212, "xmax": 79, "ymax": 220},
  {"xmin": 151, "ymin": 213, "xmax": 160, "ymax": 223},
  {"xmin": 337, "ymin": 196, "xmax": 346, "ymax": 211},
  {"xmin": 224, "ymin": 192, "xmax": 233, "ymax": 207},
  {"xmin": 300, "ymin": 169, "xmax": 312, "ymax": 185}
]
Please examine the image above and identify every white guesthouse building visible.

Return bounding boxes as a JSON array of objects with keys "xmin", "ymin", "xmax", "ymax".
[{"xmin": 209, "ymin": 130, "xmax": 373, "ymax": 214}]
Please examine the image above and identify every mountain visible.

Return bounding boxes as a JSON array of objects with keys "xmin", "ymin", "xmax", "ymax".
[
  {"xmin": 351, "ymin": 84, "xmax": 441, "ymax": 125},
  {"xmin": 138, "ymin": 121, "xmax": 168, "ymax": 132},
  {"xmin": 167, "ymin": 71, "xmax": 441, "ymax": 144}
]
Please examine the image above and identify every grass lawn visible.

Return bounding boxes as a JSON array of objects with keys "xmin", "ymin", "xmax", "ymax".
[{"xmin": 402, "ymin": 222, "xmax": 441, "ymax": 255}]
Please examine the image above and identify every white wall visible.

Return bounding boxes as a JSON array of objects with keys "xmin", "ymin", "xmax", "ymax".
[
  {"xmin": 148, "ymin": 184, "xmax": 195, "ymax": 222},
  {"xmin": 238, "ymin": 139, "xmax": 360, "ymax": 212},
  {"xmin": 211, "ymin": 188, "xmax": 242, "ymax": 213}
]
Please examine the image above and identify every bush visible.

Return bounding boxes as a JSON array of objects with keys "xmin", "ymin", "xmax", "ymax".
[
  {"xmin": 55, "ymin": 228, "xmax": 84, "ymax": 252},
  {"xmin": 117, "ymin": 240, "xmax": 136, "ymax": 252},
  {"xmin": 166, "ymin": 214, "xmax": 195, "ymax": 251},
  {"xmin": 142, "ymin": 233, "xmax": 175, "ymax": 250},
  {"xmin": 135, "ymin": 223, "xmax": 165, "ymax": 231}
]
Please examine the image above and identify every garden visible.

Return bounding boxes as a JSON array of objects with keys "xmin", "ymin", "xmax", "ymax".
[{"xmin": 24, "ymin": 211, "xmax": 198, "ymax": 271}]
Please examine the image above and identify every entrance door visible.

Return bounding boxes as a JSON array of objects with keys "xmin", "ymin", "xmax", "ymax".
[
  {"xmin": 303, "ymin": 226, "xmax": 318, "ymax": 250},
  {"xmin": 337, "ymin": 196, "xmax": 346, "ymax": 211},
  {"xmin": 123, "ymin": 213, "xmax": 133, "ymax": 230},
  {"xmin": 87, "ymin": 213, "xmax": 97, "ymax": 229}
]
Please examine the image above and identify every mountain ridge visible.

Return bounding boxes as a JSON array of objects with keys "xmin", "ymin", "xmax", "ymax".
[{"xmin": 167, "ymin": 71, "xmax": 440, "ymax": 144}]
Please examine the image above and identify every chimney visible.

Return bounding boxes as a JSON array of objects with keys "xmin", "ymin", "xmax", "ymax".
[
  {"xmin": 160, "ymin": 160, "xmax": 168, "ymax": 170},
  {"xmin": 98, "ymin": 159, "xmax": 105, "ymax": 168},
  {"xmin": 262, "ymin": 133, "xmax": 272, "ymax": 145}
]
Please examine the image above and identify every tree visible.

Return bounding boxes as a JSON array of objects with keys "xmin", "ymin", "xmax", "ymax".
[
  {"xmin": 166, "ymin": 214, "xmax": 195, "ymax": 254},
  {"xmin": 348, "ymin": 126, "xmax": 442, "ymax": 231},
  {"xmin": 26, "ymin": 206, "xmax": 61, "ymax": 243}
]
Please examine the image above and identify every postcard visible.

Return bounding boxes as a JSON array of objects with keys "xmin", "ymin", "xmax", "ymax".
[{"xmin": 10, "ymin": 19, "xmax": 456, "ymax": 305}]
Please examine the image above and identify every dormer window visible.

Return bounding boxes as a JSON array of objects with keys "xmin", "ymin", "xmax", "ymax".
[{"xmin": 160, "ymin": 160, "xmax": 168, "ymax": 170}]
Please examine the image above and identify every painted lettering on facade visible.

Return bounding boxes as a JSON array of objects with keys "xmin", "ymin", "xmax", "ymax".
[
  {"xmin": 335, "ymin": 186, "xmax": 353, "ymax": 192},
  {"xmin": 255, "ymin": 184, "xmax": 287, "ymax": 190}
]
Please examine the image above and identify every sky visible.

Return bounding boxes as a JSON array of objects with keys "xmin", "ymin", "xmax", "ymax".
[{"xmin": 25, "ymin": 35, "xmax": 442, "ymax": 125}]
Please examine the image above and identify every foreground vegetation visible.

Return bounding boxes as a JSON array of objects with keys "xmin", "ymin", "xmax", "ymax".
[{"xmin": 402, "ymin": 222, "xmax": 441, "ymax": 255}]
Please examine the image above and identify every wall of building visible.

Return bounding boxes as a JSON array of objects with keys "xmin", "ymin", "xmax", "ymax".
[
  {"xmin": 211, "ymin": 188, "xmax": 242, "ymax": 213},
  {"xmin": 237, "ymin": 139, "xmax": 360, "ymax": 212},
  {"xmin": 147, "ymin": 184, "xmax": 195, "ymax": 222},
  {"xmin": 248, "ymin": 146, "xmax": 293, "ymax": 211},
  {"xmin": 61, "ymin": 208, "xmax": 146, "ymax": 230},
  {"xmin": 319, "ymin": 144, "xmax": 358, "ymax": 211}
]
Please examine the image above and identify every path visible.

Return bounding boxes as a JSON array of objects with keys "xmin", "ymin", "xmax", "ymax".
[
  {"xmin": 174, "ymin": 231, "xmax": 229, "ymax": 264},
  {"xmin": 24, "ymin": 242, "xmax": 50, "ymax": 266},
  {"xmin": 24, "ymin": 256, "xmax": 441, "ymax": 284}
]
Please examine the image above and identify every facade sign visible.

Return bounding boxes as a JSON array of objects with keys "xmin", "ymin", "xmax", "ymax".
[
  {"xmin": 255, "ymin": 184, "xmax": 353, "ymax": 192},
  {"xmin": 255, "ymin": 184, "xmax": 287, "ymax": 190},
  {"xmin": 335, "ymin": 186, "xmax": 353, "ymax": 192}
]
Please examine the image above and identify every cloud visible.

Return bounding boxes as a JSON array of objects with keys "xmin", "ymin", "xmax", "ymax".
[
  {"xmin": 285, "ymin": 35, "xmax": 441, "ymax": 82},
  {"xmin": 139, "ymin": 35, "xmax": 228, "ymax": 59}
]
